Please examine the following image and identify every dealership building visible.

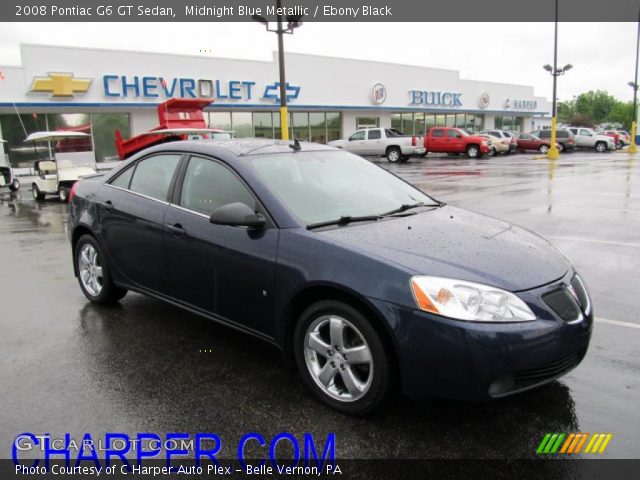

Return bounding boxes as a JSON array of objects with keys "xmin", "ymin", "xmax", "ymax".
[{"xmin": 0, "ymin": 44, "xmax": 551, "ymax": 167}]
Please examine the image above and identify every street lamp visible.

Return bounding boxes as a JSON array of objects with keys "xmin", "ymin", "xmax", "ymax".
[
  {"xmin": 543, "ymin": 0, "xmax": 572, "ymax": 160},
  {"xmin": 629, "ymin": 7, "xmax": 640, "ymax": 154},
  {"xmin": 252, "ymin": 0, "xmax": 303, "ymax": 140}
]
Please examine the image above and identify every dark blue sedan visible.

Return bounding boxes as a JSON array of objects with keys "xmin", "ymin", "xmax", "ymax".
[{"xmin": 69, "ymin": 139, "xmax": 593, "ymax": 415}]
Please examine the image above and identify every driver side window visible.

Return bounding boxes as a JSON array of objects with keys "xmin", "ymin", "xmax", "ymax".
[
  {"xmin": 179, "ymin": 156, "xmax": 256, "ymax": 216},
  {"xmin": 349, "ymin": 131, "xmax": 366, "ymax": 141}
]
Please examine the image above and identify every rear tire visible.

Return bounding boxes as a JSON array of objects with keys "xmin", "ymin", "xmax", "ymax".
[
  {"xmin": 58, "ymin": 186, "xmax": 69, "ymax": 203},
  {"xmin": 386, "ymin": 147, "xmax": 401, "ymax": 163},
  {"xmin": 9, "ymin": 178, "xmax": 20, "ymax": 192},
  {"xmin": 294, "ymin": 300, "xmax": 391, "ymax": 415},
  {"xmin": 32, "ymin": 184, "xmax": 45, "ymax": 201},
  {"xmin": 466, "ymin": 145, "xmax": 480, "ymax": 158},
  {"xmin": 539, "ymin": 144, "xmax": 549, "ymax": 154},
  {"xmin": 616, "ymin": 140, "xmax": 623, "ymax": 149},
  {"xmin": 399, "ymin": 156, "xmax": 409, "ymax": 163},
  {"xmin": 595, "ymin": 141, "xmax": 607, "ymax": 153},
  {"xmin": 75, "ymin": 234, "xmax": 127, "ymax": 305},
  {"xmin": 558, "ymin": 143, "xmax": 565, "ymax": 152}
]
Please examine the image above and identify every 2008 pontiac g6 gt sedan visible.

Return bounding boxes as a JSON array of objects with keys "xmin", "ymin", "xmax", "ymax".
[{"xmin": 69, "ymin": 139, "xmax": 593, "ymax": 415}]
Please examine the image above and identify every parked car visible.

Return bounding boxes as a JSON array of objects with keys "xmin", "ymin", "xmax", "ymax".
[
  {"xmin": 598, "ymin": 130, "xmax": 629, "ymax": 149},
  {"xmin": 530, "ymin": 129, "xmax": 576, "ymax": 152},
  {"xmin": 328, "ymin": 128, "xmax": 425, "ymax": 163},
  {"xmin": 0, "ymin": 165, "xmax": 20, "ymax": 192},
  {"xmin": 567, "ymin": 127, "xmax": 615, "ymax": 152},
  {"xmin": 502, "ymin": 131, "xmax": 519, "ymax": 153},
  {"xmin": 422, "ymin": 127, "xmax": 491, "ymax": 158},
  {"xmin": 515, "ymin": 132, "xmax": 559, "ymax": 154},
  {"xmin": 479, "ymin": 130, "xmax": 515, "ymax": 153},
  {"xmin": 476, "ymin": 133, "xmax": 509, "ymax": 156},
  {"xmin": 69, "ymin": 138, "xmax": 593, "ymax": 415},
  {"xmin": 26, "ymin": 131, "xmax": 98, "ymax": 202}
]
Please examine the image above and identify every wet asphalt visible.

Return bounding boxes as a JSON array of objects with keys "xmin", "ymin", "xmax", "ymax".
[{"xmin": 0, "ymin": 150, "xmax": 638, "ymax": 460}]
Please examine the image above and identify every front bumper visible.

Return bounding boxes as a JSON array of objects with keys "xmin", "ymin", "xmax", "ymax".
[{"xmin": 370, "ymin": 271, "xmax": 593, "ymax": 401}]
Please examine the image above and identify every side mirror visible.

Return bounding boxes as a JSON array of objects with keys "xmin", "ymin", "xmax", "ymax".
[
  {"xmin": 209, "ymin": 202, "xmax": 265, "ymax": 229},
  {"xmin": 456, "ymin": 134, "xmax": 462, "ymax": 138}
]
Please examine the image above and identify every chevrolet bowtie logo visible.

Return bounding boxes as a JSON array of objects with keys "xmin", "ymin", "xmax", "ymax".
[{"xmin": 30, "ymin": 73, "xmax": 92, "ymax": 97}]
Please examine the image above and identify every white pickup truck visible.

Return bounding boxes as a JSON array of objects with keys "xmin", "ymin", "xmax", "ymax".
[
  {"xmin": 567, "ymin": 127, "xmax": 615, "ymax": 152},
  {"xmin": 328, "ymin": 128, "xmax": 425, "ymax": 163}
]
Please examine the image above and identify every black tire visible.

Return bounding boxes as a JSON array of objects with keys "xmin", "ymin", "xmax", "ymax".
[
  {"xmin": 32, "ymin": 184, "xmax": 45, "ymax": 200},
  {"xmin": 466, "ymin": 145, "xmax": 480, "ymax": 158},
  {"xmin": 558, "ymin": 143, "xmax": 565, "ymax": 152},
  {"xmin": 294, "ymin": 300, "xmax": 391, "ymax": 415},
  {"xmin": 75, "ymin": 234, "xmax": 127, "ymax": 305},
  {"xmin": 58, "ymin": 186, "xmax": 69, "ymax": 203},
  {"xmin": 386, "ymin": 147, "xmax": 402, "ymax": 163},
  {"xmin": 616, "ymin": 140, "xmax": 623, "ymax": 150},
  {"xmin": 539, "ymin": 144, "xmax": 549, "ymax": 154},
  {"xmin": 9, "ymin": 178, "xmax": 20, "ymax": 192},
  {"xmin": 595, "ymin": 141, "xmax": 607, "ymax": 153},
  {"xmin": 399, "ymin": 156, "xmax": 410, "ymax": 163}
]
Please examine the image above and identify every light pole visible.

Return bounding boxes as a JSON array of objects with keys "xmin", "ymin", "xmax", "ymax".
[
  {"xmin": 252, "ymin": 0, "xmax": 303, "ymax": 141},
  {"xmin": 629, "ymin": 6, "xmax": 640, "ymax": 154},
  {"xmin": 543, "ymin": 0, "xmax": 572, "ymax": 160}
]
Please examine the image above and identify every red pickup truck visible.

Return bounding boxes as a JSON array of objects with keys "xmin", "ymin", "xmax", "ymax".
[{"xmin": 422, "ymin": 127, "xmax": 491, "ymax": 158}]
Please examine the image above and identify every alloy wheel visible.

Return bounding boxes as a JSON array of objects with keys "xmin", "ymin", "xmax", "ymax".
[
  {"xmin": 303, "ymin": 315, "xmax": 374, "ymax": 402},
  {"xmin": 78, "ymin": 244, "xmax": 104, "ymax": 297}
]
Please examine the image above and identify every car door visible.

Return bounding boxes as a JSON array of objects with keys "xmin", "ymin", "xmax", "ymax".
[
  {"xmin": 163, "ymin": 155, "xmax": 278, "ymax": 336},
  {"xmin": 345, "ymin": 130, "xmax": 367, "ymax": 154},
  {"xmin": 429, "ymin": 128, "xmax": 446, "ymax": 152},
  {"xmin": 363, "ymin": 129, "xmax": 383, "ymax": 155},
  {"xmin": 100, "ymin": 153, "xmax": 182, "ymax": 294},
  {"xmin": 579, "ymin": 129, "xmax": 594, "ymax": 147},
  {"xmin": 445, "ymin": 128, "xmax": 465, "ymax": 152}
]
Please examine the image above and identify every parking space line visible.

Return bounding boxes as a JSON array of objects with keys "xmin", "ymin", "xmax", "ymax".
[
  {"xmin": 548, "ymin": 236, "xmax": 640, "ymax": 249},
  {"xmin": 596, "ymin": 318, "xmax": 640, "ymax": 330}
]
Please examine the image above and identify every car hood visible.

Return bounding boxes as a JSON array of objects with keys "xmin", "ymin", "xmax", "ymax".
[
  {"xmin": 318, "ymin": 206, "xmax": 570, "ymax": 292},
  {"xmin": 466, "ymin": 135, "xmax": 489, "ymax": 143}
]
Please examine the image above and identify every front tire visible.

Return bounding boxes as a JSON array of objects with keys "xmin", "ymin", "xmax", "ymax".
[
  {"xmin": 616, "ymin": 140, "xmax": 623, "ymax": 149},
  {"xmin": 32, "ymin": 184, "xmax": 45, "ymax": 200},
  {"xmin": 75, "ymin": 234, "xmax": 127, "ymax": 305},
  {"xmin": 386, "ymin": 147, "xmax": 402, "ymax": 163},
  {"xmin": 466, "ymin": 145, "xmax": 480, "ymax": 158},
  {"xmin": 595, "ymin": 141, "xmax": 607, "ymax": 153},
  {"xmin": 294, "ymin": 300, "xmax": 391, "ymax": 415},
  {"xmin": 539, "ymin": 144, "xmax": 549, "ymax": 154}
]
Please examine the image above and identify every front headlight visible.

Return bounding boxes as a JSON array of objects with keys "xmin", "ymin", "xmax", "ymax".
[{"xmin": 410, "ymin": 276, "xmax": 536, "ymax": 322}]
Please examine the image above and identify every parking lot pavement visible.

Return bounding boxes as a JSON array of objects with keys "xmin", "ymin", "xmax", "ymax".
[{"xmin": 0, "ymin": 151, "xmax": 638, "ymax": 460}]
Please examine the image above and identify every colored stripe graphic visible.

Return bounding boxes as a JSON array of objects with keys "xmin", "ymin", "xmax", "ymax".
[{"xmin": 538, "ymin": 433, "xmax": 612, "ymax": 454}]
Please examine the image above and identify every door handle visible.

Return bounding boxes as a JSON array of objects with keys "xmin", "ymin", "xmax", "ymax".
[
  {"xmin": 101, "ymin": 200, "xmax": 113, "ymax": 211},
  {"xmin": 166, "ymin": 223, "xmax": 186, "ymax": 236}
]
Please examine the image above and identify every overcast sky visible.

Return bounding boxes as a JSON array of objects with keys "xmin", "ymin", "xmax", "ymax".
[{"xmin": 0, "ymin": 22, "xmax": 637, "ymax": 101}]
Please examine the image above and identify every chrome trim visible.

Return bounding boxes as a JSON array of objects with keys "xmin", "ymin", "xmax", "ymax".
[
  {"xmin": 168, "ymin": 203, "xmax": 210, "ymax": 219},
  {"xmin": 105, "ymin": 183, "xmax": 170, "ymax": 205}
]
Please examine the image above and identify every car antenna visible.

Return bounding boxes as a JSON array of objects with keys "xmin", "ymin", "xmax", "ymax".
[{"xmin": 289, "ymin": 138, "xmax": 301, "ymax": 152}]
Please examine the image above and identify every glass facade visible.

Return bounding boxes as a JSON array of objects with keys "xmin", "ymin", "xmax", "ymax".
[
  {"xmin": 207, "ymin": 111, "xmax": 342, "ymax": 143},
  {"xmin": 391, "ymin": 112, "xmax": 484, "ymax": 135},
  {"xmin": 494, "ymin": 116, "xmax": 524, "ymax": 131},
  {"xmin": 356, "ymin": 116, "xmax": 379, "ymax": 129},
  {"xmin": 0, "ymin": 112, "xmax": 130, "ymax": 167}
]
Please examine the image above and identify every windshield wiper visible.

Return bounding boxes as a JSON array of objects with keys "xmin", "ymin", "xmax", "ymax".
[
  {"xmin": 307, "ymin": 215, "xmax": 380, "ymax": 230},
  {"xmin": 380, "ymin": 201, "xmax": 444, "ymax": 217}
]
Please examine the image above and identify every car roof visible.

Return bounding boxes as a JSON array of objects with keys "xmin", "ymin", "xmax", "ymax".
[{"xmin": 135, "ymin": 138, "xmax": 338, "ymax": 158}]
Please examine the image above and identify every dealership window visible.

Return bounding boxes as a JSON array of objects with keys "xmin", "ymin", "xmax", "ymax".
[
  {"xmin": 424, "ymin": 114, "xmax": 436, "ymax": 132},
  {"xmin": 91, "ymin": 113, "xmax": 131, "ymax": 162},
  {"xmin": 445, "ymin": 115, "xmax": 456, "ymax": 128},
  {"xmin": 414, "ymin": 113, "xmax": 426, "ymax": 136},
  {"xmin": 455, "ymin": 114, "xmax": 466, "ymax": 129},
  {"xmin": 494, "ymin": 115, "xmax": 522, "ymax": 132},
  {"xmin": 326, "ymin": 112, "xmax": 341, "ymax": 142},
  {"xmin": 435, "ymin": 114, "xmax": 446, "ymax": 127},
  {"xmin": 231, "ymin": 112, "xmax": 253, "ymax": 138},
  {"xmin": 0, "ymin": 113, "xmax": 49, "ymax": 167},
  {"xmin": 309, "ymin": 112, "xmax": 326, "ymax": 143},
  {"xmin": 391, "ymin": 113, "xmax": 402, "ymax": 132},
  {"xmin": 400, "ymin": 113, "xmax": 413, "ymax": 135},
  {"xmin": 209, "ymin": 112, "xmax": 232, "ymax": 131},
  {"xmin": 356, "ymin": 116, "xmax": 379, "ymax": 129},
  {"xmin": 253, "ymin": 112, "xmax": 273, "ymax": 139},
  {"xmin": 292, "ymin": 112, "xmax": 310, "ymax": 141}
]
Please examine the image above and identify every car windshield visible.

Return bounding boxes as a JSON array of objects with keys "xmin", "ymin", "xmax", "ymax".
[{"xmin": 250, "ymin": 151, "xmax": 436, "ymax": 225}]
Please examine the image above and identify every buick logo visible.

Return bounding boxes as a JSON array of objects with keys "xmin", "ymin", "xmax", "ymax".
[
  {"xmin": 371, "ymin": 83, "xmax": 387, "ymax": 105},
  {"xmin": 478, "ymin": 92, "xmax": 490, "ymax": 109}
]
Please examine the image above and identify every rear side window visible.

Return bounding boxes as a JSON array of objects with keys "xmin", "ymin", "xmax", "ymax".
[
  {"xmin": 367, "ymin": 130, "xmax": 381, "ymax": 140},
  {"xmin": 539, "ymin": 131, "xmax": 550, "ymax": 139},
  {"xmin": 129, "ymin": 154, "xmax": 181, "ymax": 201},
  {"xmin": 431, "ymin": 129, "xmax": 444, "ymax": 138},
  {"xmin": 110, "ymin": 165, "xmax": 134, "ymax": 189},
  {"xmin": 557, "ymin": 131, "xmax": 569, "ymax": 138},
  {"xmin": 180, "ymin": 156, "xmax": 256, "ymax": 216},
  {"xmin": 490, "ymin": 131, "xmax": 501, "ymax": 137}
]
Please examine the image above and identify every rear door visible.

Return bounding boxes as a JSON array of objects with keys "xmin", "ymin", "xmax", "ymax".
[
  {"xmin": 363, "ymin": 129, "xmax": 383, "ymax": 155},
  {"xmin": 100, "ymin": 153, "xmax": 182, "ymax": 294},
  {"xmin": 429, "ymin": 128, "xmax": 446, "ymax": 152},
  {"xmin": 163, "ymin": 155, "xmax": 278, "ymax": 335}
]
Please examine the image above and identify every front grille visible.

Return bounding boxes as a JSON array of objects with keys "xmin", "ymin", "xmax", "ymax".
[
  {"xmin": 570, "ymin": 275, "xmax": 590, "ymax": 314},
  {"xmin": 513, "ymin": 349, "xmax": 585, "ymax": 385},
  {"xmin": 542, "ymin": 288, "xmax": 581, "ymax": 322}
]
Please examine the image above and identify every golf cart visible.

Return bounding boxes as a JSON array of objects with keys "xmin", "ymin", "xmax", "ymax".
[
  {"xmin": 0, "ymin": 139, "xmax": 20, "ymax": 192},
  {"xmin": 26, "ymin": 131, "xmax": 98, "ymax": 202}
]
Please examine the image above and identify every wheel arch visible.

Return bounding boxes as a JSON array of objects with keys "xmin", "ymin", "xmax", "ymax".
[
  {"xmin": 282, "ymin": 282, "xmax": 400, "ymax": 379},
  {"xmin": 71, "ymin": 225, "xmax": 97, "ymax": 277}
]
